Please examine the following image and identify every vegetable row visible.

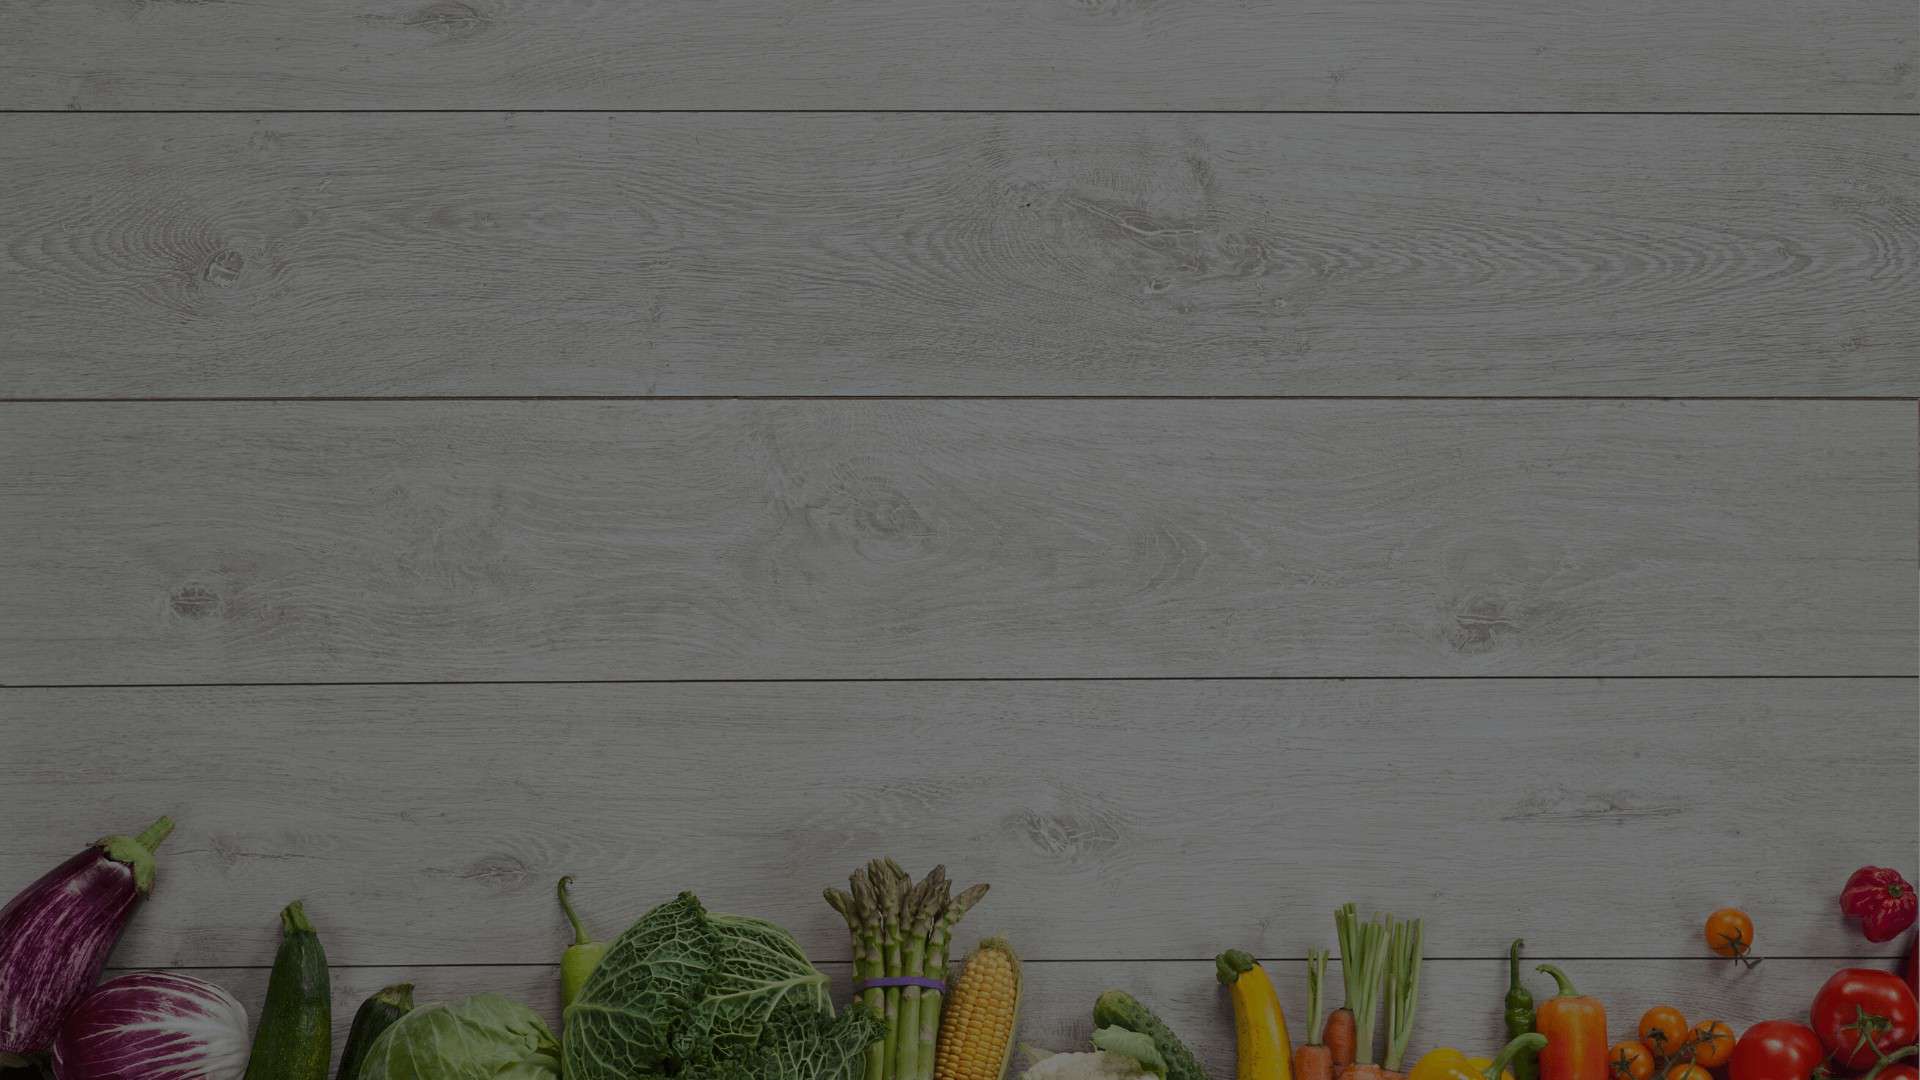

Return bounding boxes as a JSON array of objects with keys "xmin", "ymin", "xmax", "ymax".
[{"xmin": 0, "ymin": 819, "xmax": 1914, "ymax": 1080}]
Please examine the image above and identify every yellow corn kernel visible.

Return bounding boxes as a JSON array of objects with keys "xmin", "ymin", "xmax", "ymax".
[{"xmin": 934, "ymin": 937, "xmax": 1022, "ymax": 1080}]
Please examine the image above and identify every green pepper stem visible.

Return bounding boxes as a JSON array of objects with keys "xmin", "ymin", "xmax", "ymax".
[
  {"xmin": 1486, "ymin": 1034, "xmax": 1551, "ymax": 1080},
  {"xmin": 1535, "ymin": 964, "xmax": 1579, "ymax": 998},
  {"xmin": 557, "ymin": 876, "xmax": 592, "ymax": 947},
  {"xmin": 134, "ymin": 817, "xmax": 175, "ymax": 852},
  {"xmin": 1509, "ymin": 940, "xmax": 1524, "ymax": 989}
]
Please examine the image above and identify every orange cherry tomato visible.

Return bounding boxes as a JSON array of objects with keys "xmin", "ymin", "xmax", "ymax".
[
  {"xmin": 1705, "ymin": 908, "xmax": 1756, "ymax": 959},
  {"xmin": 1668, "ymin": 1064, "xmax": 1713, "ymax": 1080},
  {"xmin": 1611, "ymin": 1042, "xmax": 1657, "ymax": 1080},
  {"xmin": 1641, "ymin": 1006, "xmax": 1691, "ymax": 1059},
  {"xmin": 1689, "ymin": 1021, "xmax": 1736, "ymax": 1068}
]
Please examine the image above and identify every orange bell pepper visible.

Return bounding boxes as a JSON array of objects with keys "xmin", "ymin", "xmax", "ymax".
[{"xmin": 1534, "ymin": 965, "xmax": 1608, "ymax": 1080}]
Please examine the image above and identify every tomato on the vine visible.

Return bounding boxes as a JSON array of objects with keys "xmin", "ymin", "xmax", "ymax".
[
  {"xmin": 1689, "ymin": 1021, "xmax": 1736, "ymax": 1068},
  {"xmin": 1810, "ymin": 967, "xmax": 1919, "ymax": 1072},
  {"xmin": 1728, "ymin": 1020, "xmax": 1823, "ymax": 1080},
  {"xmin": 1667, "ymin": 1065, "xmax": 1712, "ymax": 1080},
  {"xmin": 1642, "ymin": 1006, "xmax": 1691, "ymax": 1058},
  {"xmin": 1610, "ymin": 1042, "xmax": 1655, "ymax": 1080},
  {"xmin": 1906, "ymin": 933, "xmax": 1918, "ymax": 999},
  {"xmin": 1875, "ymin": 1063, "xmax": 1918, "ymax": 1080}
]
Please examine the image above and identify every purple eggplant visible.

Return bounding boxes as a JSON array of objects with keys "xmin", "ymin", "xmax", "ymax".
[{"xmin": 0, "ymin": 817, "xmax": 174, "ymax": 1059}]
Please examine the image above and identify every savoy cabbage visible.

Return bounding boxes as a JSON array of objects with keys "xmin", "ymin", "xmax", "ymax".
[{"xmin": 563, "ymin": 891, "xmax": 884, "ymax": 1080}]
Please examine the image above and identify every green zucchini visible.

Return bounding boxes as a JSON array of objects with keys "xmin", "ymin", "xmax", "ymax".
[
  {"xmin": 245, "ymin": 900, "xmax": 332, "ymax": 1080},
  {"xmin": 1093, "ymin": 989, "xmax": 1210, "ymax": 1080},
  {"xmin": 336, "ymin": 983, "xmax": 414, "ymax": 1080}
]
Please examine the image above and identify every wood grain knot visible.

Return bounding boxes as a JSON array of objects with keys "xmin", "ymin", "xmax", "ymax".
[
  {"xmin": 203, "ymin": 250, "xmax": 245, "ymax": 287},
  {"xmin": 1448, "ymin": 597, "xmax": 1518, "ymax": 653},
  {"xmin": 1012, "ymin": 805, "xmax": 1128, "ymax": 863},
  {"xmin": 1502, "ymin": 788, "xmax": 1683, "ymax": 825},
  {"xmin": 406, "ymin": 1, "xmax": 492, "ymax": 39},
  {"xmin": 168, "ymin": 584, "xmax": 220, "ymax": 619},
  {"xmin": 458, "ymin": 854, "xmax": 530, "ymax": 893}
]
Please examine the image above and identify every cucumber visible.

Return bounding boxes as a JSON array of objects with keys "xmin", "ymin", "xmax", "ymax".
[
  {"xmin": 245, "ymin": 901, "xmax": 332, "ymax": 1080},
  {"xmin": 336, "ymin": 983, "xmax": 414, "ymax": 1080},
  {"xmin": 1093, "ymin": 989, "xmax": 1210, "ymax": 1080}
]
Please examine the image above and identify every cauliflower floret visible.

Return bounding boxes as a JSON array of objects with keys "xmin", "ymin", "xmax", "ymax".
[{"xmin": 1023, "ymin": 1051, "xmax": 1157, "ymax": 1080}]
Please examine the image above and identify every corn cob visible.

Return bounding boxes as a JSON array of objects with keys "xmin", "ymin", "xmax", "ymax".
[{"xmin": 933, "ymin": 938, "xmax": 1021, "ymax": 1080}]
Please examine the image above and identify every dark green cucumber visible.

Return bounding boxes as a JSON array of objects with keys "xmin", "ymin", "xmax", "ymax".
[
  {"xmin": 1093, "ymin": 989, "xmax": 1210, "ymax": 1080},
  {"xmin": 245, "ymin": 901, "xmax": 332, "ymax": 1080},
  {"xmin": 336, "ymin": 983, "xmax": 414, "ymax": 1080}
]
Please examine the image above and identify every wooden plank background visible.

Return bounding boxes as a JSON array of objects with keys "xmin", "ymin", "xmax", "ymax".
[
  {"xmin": 4, "ymin": 115, "xmax": 1916, "ymax": 398},
  {"xmin": 3, "ymin": 680, "xmax": 1914, "ymax": 966},
  {"xmin": 0, "ymin": 0, "xmax": 1913, "ymax": 111},
  {"xmin": 3, "ymin": 402, "xmax": 1913, "ymax": 683},
  {"xmin": 2, "ymin": 0, "xmax": 1915, "ymax": 1070}
]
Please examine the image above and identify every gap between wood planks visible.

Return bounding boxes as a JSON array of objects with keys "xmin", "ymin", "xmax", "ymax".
[
  {"xmin": 6, "ymin": 676, "xmax": 1917, "ymax": 689},
  {"xmin": 3, "ymin": 110, "xmax": 1917, "ymax": 115},
  {"xmin": 5, "ymin": 396, "xmax": 1919, "ymax": 403},
  {"xmin": 112, "ymin": 956, "xmax": 1901, "ymax": 971}
]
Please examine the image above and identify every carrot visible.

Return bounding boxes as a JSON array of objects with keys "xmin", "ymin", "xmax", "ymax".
[
  {"xmin": 1382, "ymin": 919, "xmax": 1423, "ymax": 1073},
  {"xmin": 1298, "ymin": 1043, "xmax": 1335, "ymax": 1080},
  {"xmin": 1334, "ymin": 903, "xmax": 1391, "ymax": 1068},
  {"xmin": 1341, "ymin": 1064, "xmax": 1401, "ymax": 1080},
  {"xmin": 1326, "ymin": 1008, "xmax": 1357, "ymax": 1069}
]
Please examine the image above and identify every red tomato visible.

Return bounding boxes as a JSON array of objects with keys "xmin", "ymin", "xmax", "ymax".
[
  {"xmin": 1809, "ymin": 967, "xmax": 1920, "ymax": 1072},
  {"xmin": 1876, "ymin": 1064, "xmax": 1918, "ymax": 1080},
  {"xmin": 1728, "ymin": 1021, "xmax": 1824, "ymax": 1080},
  {"xmin": 1906, "ymin": 933, "xmax": 1918, "ymax": 999}
]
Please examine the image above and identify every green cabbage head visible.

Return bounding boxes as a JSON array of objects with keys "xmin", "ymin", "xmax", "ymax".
[
  {"xmin": 358, "ymin": 993, "xmax": 561, "ymax": 1080},
  {"xmin": 564, "ymin": 891, "xmax": 885, "ymax": 1080}
]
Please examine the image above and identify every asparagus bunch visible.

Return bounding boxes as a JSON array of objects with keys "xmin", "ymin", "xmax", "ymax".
[{"xmin": 825, "ymin": 860, "xmax": 989, "ymax": 1080}]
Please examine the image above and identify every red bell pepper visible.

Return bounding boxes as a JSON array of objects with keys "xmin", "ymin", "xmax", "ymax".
[{"xmin": 1842, "ymin": 867, "xmax": 1918, "ymax": 943}]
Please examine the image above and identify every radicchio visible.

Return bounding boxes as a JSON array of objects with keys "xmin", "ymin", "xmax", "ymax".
[{"xmin": 52, "ymin": 972, "xmax": 248, "ymax": 1080}]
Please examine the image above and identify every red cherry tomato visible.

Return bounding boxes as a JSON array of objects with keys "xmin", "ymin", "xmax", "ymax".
[
  {"xmin": 1729, "ymin": 1021, "xmax": 1824, "ymax": 1080},
  {"xmin": 1875, "ymin": 1064, "xmax": 1918, "ymax": 1080},
  {"xmin": 1809, "ymin": 967, "xmax": 1920, "ymax": 1072}
]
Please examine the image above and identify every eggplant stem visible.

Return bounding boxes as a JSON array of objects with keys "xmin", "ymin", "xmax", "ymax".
[{"xmin": 135, "ymin": 816, "xmax": 175, "ymax": 851}]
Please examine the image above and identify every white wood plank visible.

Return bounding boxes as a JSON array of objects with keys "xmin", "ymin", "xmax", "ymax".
[
  {"xmin": 113, "ymin": 959, "xmax": 1901, "ymax": 1072},
  {"xmin": 3, "ymin": 115, "xmax": 1915, "ymax": 399},
  {"xmin": 7, "ymin": 679, "xmax": 1912, "ymax": 965},
  {"xmin": 0, "ymin": 1, "xmax": 1911, "ymax": 111},
  {"xmin": 1, "ymin": 401, "xmax": 1911, "ymax": 682}
]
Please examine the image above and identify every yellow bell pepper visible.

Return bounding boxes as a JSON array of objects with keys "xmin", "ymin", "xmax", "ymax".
[{"xmin": 1411, "ymin": 1034, "xmax": 1549, "ymax": 1080}]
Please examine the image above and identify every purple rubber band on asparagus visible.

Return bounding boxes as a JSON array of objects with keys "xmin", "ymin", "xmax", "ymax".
[{"xmin": 853, "ymin": 976, "xmax": 949, "ymax": 991}]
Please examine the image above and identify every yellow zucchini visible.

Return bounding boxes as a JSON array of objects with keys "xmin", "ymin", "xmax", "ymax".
[{"xmin": 1218, "ymin": 950, "xmax": 1295, "ymax": 1080}]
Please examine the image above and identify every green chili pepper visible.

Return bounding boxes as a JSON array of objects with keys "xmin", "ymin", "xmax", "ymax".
[
  {"xmin": 1505, "ymin": 939, "xmax": 1539, "ymax": 1080},
  {"xmin": 557, "ymin": 876, "xmax": 608, "ymax": 1010}
]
